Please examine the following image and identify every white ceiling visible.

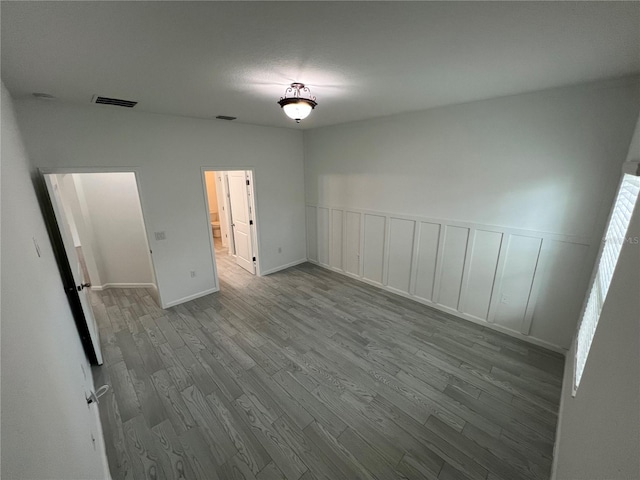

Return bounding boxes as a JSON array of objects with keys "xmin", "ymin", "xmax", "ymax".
[{"xmin": 2, "ymin": 1, "xmax": 639, "ymax": 129}]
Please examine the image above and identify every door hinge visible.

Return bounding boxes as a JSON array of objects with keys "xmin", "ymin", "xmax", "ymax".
[
  {"xmin": 246, "ymin": 179, "xmax": 250, "ymax": 186},
  {"xmin": 252, "ymin": 256, "xmax": 256, "ymax": 262},
  {"xmin": 249, "ymin": 220, "xmax": 253, "ymax": 225}
]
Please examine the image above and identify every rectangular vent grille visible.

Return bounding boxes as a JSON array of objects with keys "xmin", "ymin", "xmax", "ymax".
[
  {"xmin": 93, "ymin": 96, "xmax": 137, "ymax": 108},
  {"xmin": 216, "ymin": 115, "xmax": 237, "ymax": 121}
]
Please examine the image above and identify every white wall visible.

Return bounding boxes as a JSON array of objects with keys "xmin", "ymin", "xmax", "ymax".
[
  {"xmin": 1, "ymin": 82, "xmax": 110, "ymax": 478},
  {"xmin": 551, "ymin": 116, "xmax": 640, "ymax": 480},
  {"xmin": 74, "ymin": 172, "xmax": 155, "ymax": 288},
  {"xmin": 57, "ymin": 173, "xmax": 105, "ymax": 286},
  {"xmin": 15, "ymin": 99, "xmax": 306, "ymax": 307},
  {"xmin": 304, "ymin": 77, "xmax": 640, "ymax": 349}
]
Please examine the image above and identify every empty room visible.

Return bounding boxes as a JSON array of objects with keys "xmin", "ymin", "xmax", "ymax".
[{"xmin": 1, "ymin": 2, "xmax": 639, "ymax": 480}]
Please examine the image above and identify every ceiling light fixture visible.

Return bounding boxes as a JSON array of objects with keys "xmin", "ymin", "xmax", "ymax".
[{"xmin": 277, "ymin": 83, "xmax": 317, "ymax": 123}]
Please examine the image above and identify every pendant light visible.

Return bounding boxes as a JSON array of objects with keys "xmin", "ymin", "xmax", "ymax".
[{"xmin": 277, "ymin": 83, "xmax": 317, "ymax": 123}]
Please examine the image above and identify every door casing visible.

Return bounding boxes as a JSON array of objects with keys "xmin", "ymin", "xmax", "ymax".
[{"xmin": 201, "ymin": 167, "xmax": 261, "ymax": 286}]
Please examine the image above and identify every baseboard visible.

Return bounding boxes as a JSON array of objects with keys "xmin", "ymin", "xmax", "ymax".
[
  {"xmin": 91, "ymin": 283, "xmax": 156, "ymax": 291},
  {"xmin": 260, "ymin": 258, "xmax": 307, "ymax": 276},
  {"xmin": 161, "ymin": 287, "xmax": 219, "ymax": 309},
  {"xmin": 307, "ymin": 259, "xmax": 567, "ymax": 355}
]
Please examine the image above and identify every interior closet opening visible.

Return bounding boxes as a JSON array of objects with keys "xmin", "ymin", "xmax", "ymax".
[
  {"xmin": 42, "ymin": 170, "xmax": 158, "ymax": 364},
  {"xmin": 203, "ymin": 170, "xmax": 259, "ymax": 287}
]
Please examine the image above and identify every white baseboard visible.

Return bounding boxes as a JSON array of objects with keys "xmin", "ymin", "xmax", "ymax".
[
  {"xmin": 260, "ymin": 258, "xmax": 307, "ymax": 276},
  {"xmin": 91, "ymin": 282, "xmax": 156, "ymax": 291},
  {"xmin": 161, "ymin": 287, "xmax": 219, "ymax": 309},
  {"xmin": 307, "ymin": 259, "xmax": 567, "ymax": 355}
]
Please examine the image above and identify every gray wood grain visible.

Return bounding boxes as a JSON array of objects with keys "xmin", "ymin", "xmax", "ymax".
[{"xmin": 92, "ymin": 238, "xmax": 564, "ymax": 480}]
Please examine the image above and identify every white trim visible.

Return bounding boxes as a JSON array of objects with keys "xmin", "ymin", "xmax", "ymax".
[
  {"xmin": 308, "ymin": 203, "xmax": 591, "ymax": 246},
  {"xmin": 38, "ymin": 166, "xmax": 163, "ymax": 307},
  {"xmin": 201, "ymin": 167, "xmax": 262, "ymax": 285},
  {"xmin": 162, "ymin": 287, "xmax": 219, "ymax": 309},
  {"xmin": 91, "ymin": 283, "xmax": 157, "ymax": 291},
  {"xmin": 304, "ymin": 202, "xmax": 588, "ymax": 353},
  {"xmin": 200, "ymin": 169, "xmax": 221, "ymax": 291},
  {"xmin": 260, "ymin": 258, "xmax": 307, "ymax": 276},
  {"xmin": 307, "ymin": 258, "xmax": 567, "ymax": 354}
]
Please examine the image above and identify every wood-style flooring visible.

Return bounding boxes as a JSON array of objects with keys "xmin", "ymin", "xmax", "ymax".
[{"xmin": 92, "ymin": 240, "xmax": 564, "ymax": 480}]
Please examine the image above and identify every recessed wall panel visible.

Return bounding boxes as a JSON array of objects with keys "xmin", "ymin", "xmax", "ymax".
[
  {"xmin": 463, "ymin": 230, "xmax": 502, "ymax": 320},
  {"xmin": 330, "ymin": 209, "xmax": 343, "ymax": 270},
  {"xmin": 306, "ymin": 205, "xmax": 317, "ymax": 262},
  {"xmin": 414, "ymin": 222, "xmax": 441, "ymax": 301},
  {"xmin": 493, "ymin": 234, "xmax": 542, "ymax": 332},
  {"xmin": 344, "ymin": 211, "xmax": 361, "ymax": 276},
  {"xmin": 387, "ymin": 218, "xmax": 415, "ymax": 293},
  {"xmin": 437, "ymin": 225, "xmax": 469, "ymax": 309},
  {"xmin": 363, "ymin": 214, "xmax": 386, "ymax": 284},
  {"xmin": 317, "ymin": 207, "xmax": 330, "ymax": 266},
  {"xmin": 529, "ymin": 241, "xmax": 589, "ymax": 348}
]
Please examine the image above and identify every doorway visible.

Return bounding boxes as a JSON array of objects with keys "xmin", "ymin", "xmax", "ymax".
[
  {"xmin": 41, "ymin": 170, "xmax": 158, "ymax": 365},
  {"xmin": 203, "ymin": 170, "xmax": 259, "ymax": 284}
]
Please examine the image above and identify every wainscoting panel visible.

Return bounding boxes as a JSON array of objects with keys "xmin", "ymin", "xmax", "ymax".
[
  {"xmin": 344, "ymin": 211, "xmax": 361, "ymax": 276},
  {"xmin": 492, "ymin": 234, "xmax": 542, "ymax": 332},
  {"xmin": 461, "ymin": 230, "xmax": 503, "ymax": 321},
  {"xmin": 317, "ymin": 207, "xmax": 330, "ymax": 266},
  {"xmin": 330, "ymin": 209, "xmax": 343, "ymax": 271},
  {"xmin": 305, "ymin": 204, "xmax": 592, "ymax": 350},
  {"xmin": 306, "ymin": 205, "xmax": 317, "ymax": 262},
  {"xmin": 362, "ymin": 214, "xmax": 386, "ymax": 285},
  {"xmin": 528, "ymin": 240, "xmax": 590, "ymax": 346},
  {"xmin": 386, "ymin": 217, "xmax": 415, "ymax": 294},
  {"xmin": 436, "ymin": 225, "xmax": 470, "ymax": 310},
  {"xmin": 414, "ymin": 222, "xmax": 441, "ymax": 301}
]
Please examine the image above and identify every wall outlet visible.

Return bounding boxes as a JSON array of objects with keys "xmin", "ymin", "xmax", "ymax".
[
  {"xmin": 155, "ymin": 231, "xmax": 166, "ymax": 241},
  {"xmin": 190, "ymin": 270, "xmax": 196, "ymax": 278}
]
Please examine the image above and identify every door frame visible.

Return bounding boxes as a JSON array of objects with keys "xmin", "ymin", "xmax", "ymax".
[
  {"xmin": 39, "ymin": 166, "xmax": 162, "ymax": 298},
  {"xmin": 200, "ymin": 167, "xmax": 262, "ymax": 282}
]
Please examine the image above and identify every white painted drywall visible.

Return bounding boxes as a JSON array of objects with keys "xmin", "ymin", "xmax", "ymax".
[
  {"xmin": 551, "ymin": 115, "xmax": 640, "ymax": 480},
  {"xmin": 304, "ymin": 77, "xmax": 640, "ymax": 349},
  {"xmin": 74, "ymin": 172, "xmax": 155, "ymax": 288},
  {"xmin": 0, "ymin": 82, "xmax": 110, "ymax": 479},
  {"xmin": 56, "ymin": 173, "xmax": 105, "ymax": 286},
  {"xmin": 14, "ymin": 99, "xmax": 306, "ymax": 307},
  {"xmin": 305, "ymin": 77, "xmax": 639, "ymax": 236}
]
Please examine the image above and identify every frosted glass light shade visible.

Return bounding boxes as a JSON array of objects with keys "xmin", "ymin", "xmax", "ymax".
[
  {"xmin": 282, "ymin": 101, "xmax": 313, "ymax": 121},
  {"xmin": 278, "ymin": 83, "xmax": 317, "ymax": 123}
]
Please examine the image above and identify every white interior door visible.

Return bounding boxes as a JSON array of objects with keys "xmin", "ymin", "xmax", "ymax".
[
  {"xmin": 228, "ymin": 171, "xmax": 255, "ymax": 274},
  {"xmin": 44, "ymin": 174, "xmax": 103, "ymax": 364}
]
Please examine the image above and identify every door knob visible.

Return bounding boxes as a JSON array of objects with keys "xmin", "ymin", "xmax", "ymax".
[{"xmin": 77, "ymin": 282, "xmax": 91, "ymax": 291}]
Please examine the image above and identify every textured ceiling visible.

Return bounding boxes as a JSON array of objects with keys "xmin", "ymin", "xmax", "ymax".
[{"xmin": 2, "ymin": 1, "xmax": 639, "ymax": 129}]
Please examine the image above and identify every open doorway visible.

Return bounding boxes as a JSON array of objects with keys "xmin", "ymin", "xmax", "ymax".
[
  {"xmin": 42, "ymin": 170, "xmax": 158, "ymax": 364},
  {"xmin": 203, "ymin": 170, "xmax": 259, "ymax": 285}
]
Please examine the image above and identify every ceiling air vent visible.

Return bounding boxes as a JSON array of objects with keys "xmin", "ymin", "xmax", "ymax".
[
  {"xmin": 216, "ymin": 115, "xmax": 237, "ymax": 121},
  {"xmin": 92, "ymin": 95, "xmax": 137, "ymax": 108}
]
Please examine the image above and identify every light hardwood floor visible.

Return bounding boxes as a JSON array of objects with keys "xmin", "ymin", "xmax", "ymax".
[{"xmin": 92, "ymin": 239, "xmax": 564, "ymax": 480}]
